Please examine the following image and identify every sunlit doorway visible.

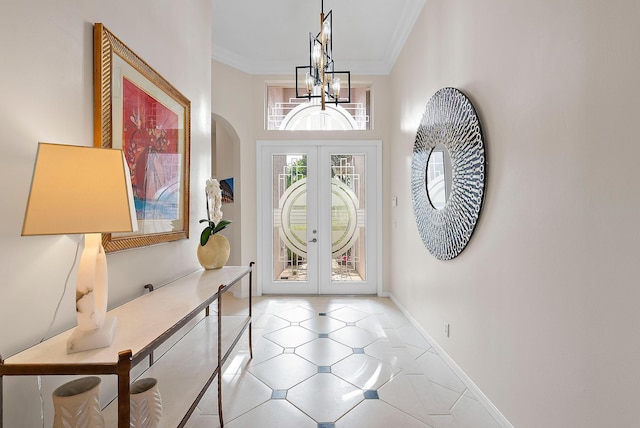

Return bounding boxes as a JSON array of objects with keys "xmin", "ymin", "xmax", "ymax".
[{"xmin": 258, "ymin": 141, "xmax": 381, "ymax": 295}]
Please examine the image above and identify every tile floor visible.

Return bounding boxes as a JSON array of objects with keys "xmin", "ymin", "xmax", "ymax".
[{"xmin": 184, "ymin": 295, "xmax": 502, "ymax": 428}]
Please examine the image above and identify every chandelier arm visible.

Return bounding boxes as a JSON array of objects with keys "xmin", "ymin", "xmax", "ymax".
[
  {"xmin": 295, "ymin": 1, "xmax": 350, "ymax": 108},
  {"xmin": 320, "ymin": 11, "xmax": 326, "ymax": 110}
]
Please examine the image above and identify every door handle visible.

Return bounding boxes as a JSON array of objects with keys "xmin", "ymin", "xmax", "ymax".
[{"xmin": 309, "ymin": 238, "xmax": 317, "ymax": 243}]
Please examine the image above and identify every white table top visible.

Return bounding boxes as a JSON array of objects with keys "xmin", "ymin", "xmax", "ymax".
[{"xmin": 4, "ymin": 266, "xmax": 251, "ymax": 366}]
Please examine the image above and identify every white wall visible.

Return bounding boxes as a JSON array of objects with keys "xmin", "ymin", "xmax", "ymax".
[
  {"xmin": 211, "ymin": 62, "xmax": 255, "ymax": 295},
  {"xmin": 0, "ymin": 1, "xmax": 211, "ymax": 425},
  {"xmin": 389, "ymin": 0, "xmax": 640, "ymax": 426}
]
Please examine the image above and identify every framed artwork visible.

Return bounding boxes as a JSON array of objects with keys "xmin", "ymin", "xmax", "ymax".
[
  {"xmin": 94, "ymin": 23, "xmax": 191, "ymax": 252},
  {"xmin": 220, "ymin": 178, "xmax": 234, "ymax": 203}
]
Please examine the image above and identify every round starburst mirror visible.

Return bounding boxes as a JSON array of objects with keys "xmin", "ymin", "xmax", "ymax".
[{"xmin": 411, "ymin": 87, "xmax": 486, "ymax": 260}]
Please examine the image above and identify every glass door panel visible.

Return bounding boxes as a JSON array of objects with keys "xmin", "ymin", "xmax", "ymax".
[
  {"xmin": 273, "ymin": 154, "xmax": 308, "ymax": 282},
  {"xmin": 319, "ymin": 146, "xmax": 377, "ymax": 294},
  {"xmin": 261, "ymin": 145, "xmax": 318, "ymax": 294},
  {"xmin": 329, "ymin": 155, "xmax": 365, "ymax": 282}
]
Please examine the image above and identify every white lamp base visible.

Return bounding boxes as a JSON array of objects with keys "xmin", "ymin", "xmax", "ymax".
[{"xmin": 66, "ymin": 317, "xmax": 118, "ymax": 354}]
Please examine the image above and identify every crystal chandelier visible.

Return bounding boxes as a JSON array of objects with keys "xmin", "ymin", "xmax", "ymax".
[{"xmin": 296, "ymin": 0, "xmax": 351, "ymax": 110}]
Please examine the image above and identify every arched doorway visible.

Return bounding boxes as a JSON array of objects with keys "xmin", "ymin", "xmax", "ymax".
[{"xmin": 212, "ymin": 113, "xmax": 241, "ymax": 266}]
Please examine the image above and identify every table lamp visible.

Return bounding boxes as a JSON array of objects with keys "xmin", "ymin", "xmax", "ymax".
[{"xmin": 22, "ymin": 143, "xmax": 138, "ymax": 353}]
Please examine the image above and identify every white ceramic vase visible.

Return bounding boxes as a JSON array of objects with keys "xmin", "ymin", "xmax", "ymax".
[
  {"xmin": 52, "ymin": 376, "xmax": 105, "ymax": 428},
  {"xmin": 130, "ymin": 377, "xmax": 162, "ymax": 428},
  {"xmin": 197, "ymin": 234, "xmax": 230, "ymax": 270}
]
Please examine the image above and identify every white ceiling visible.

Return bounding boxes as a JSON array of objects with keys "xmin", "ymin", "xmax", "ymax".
[{"xmin": 212, "ymin": 0, "xmax": 427, "ymax": 75}]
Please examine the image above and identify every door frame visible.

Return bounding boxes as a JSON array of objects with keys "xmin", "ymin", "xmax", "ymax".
[{"xmin": 256, "ymin": 140, "xmax": 382, "ymax": 296}]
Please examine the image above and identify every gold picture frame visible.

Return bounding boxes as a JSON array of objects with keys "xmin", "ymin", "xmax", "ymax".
[{"xmin": 94, "ymin": 23, "xmax": 191, "ymax": 252}]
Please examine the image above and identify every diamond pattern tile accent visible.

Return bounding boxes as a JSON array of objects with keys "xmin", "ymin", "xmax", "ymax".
[
  {"xmin": 318, "ymin": 366, "xmax": 331, "ymax": 373},
  {"xmin": 272, "ymin": 389, "xmax": 287, "ymax": 399},
  {"xmin": 364, "ymin": 390, "xmax": 379, "ymax": 399}
]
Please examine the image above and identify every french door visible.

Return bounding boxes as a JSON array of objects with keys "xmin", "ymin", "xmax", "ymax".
[{"xmin": 258, "ymin": 141, "xmax": 381, "ymax": 294}]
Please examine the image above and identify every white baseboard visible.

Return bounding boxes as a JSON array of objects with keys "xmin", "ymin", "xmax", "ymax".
[{"xmin": 388, "ymin": 294, "xmax": 514, "ymax": 428}]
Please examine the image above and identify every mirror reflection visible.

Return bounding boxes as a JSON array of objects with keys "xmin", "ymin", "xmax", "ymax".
[{"xmin": 426, "ymin": 143, "xmax": 452, "ymax": 209}]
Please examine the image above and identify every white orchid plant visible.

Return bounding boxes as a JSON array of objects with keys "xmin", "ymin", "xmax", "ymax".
[{"xmin": 199, "ymin": 178, "xmax": 231, "ymax": 246}]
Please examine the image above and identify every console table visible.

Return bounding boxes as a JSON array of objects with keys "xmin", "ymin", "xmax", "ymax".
[{"xmin": 0, "ymin": 263, "xmax": 254, "ymax": 428}]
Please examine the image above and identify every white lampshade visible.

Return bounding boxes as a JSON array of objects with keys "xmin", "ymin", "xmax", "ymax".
[
  {"xmin": 22, "ymin": 142, "xmax": 137, "ymax": 353},
  {"xmin": 22, "ymin": 142, "xmax": 137, "ymax": 236}
]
